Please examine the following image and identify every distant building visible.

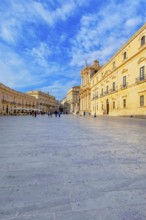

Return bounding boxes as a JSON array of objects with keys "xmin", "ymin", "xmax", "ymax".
[
  {"xmin": 0, "ymin": 83, "xmax": 59, "ymax": 115},
  {"xmin": 0, "ymin": 83, "xmax": 37, "ymax": 115},
  {"xmin": 63, "ymin": 86, "xmax": 80, "ymax": 114},
  {"xmin": 67, "ymin": 86, "xmax": 80, "ymax": 114},
  {"xmin": 60, "ymin": 97, "xmax": 70, "ymax": 113},
  {"xmin": 80, "ymin": 23, "xmax": 146, "ymax": 117},
  {"xmin": 27, "ymin": 90, "xmax": 59, "ymax": 113}
]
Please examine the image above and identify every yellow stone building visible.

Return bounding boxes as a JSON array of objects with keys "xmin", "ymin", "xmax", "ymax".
[
  {"xmin": 0, "ymin": 83, "xmax": 37, "ymax": 115},
  {"xmin": 80, "ymin": 23, "xmax": 146, "ymax": 117},
  {"xmin": 80, "ymin": 60, "xmax": 101, "ymax": 115},
  {"xmin": 65, "ymin": 86, "xmax": 80, "ymax": 114},
  {"xmin": 60, "ymin": 97, "xmax": 70, "ymax": 113},
  {"xmin": 27, "ymin": 91, "xmax": 59, "ymax": 113},
  {"xmin": 0, "ymin": 83, "xmax": 59, "ymax": 115}
]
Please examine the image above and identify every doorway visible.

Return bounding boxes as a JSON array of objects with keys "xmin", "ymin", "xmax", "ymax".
[
  {"xmin": 6, "ymin": 105, "xmax": 9, "ymax": 114},
  {"xmin": 106, "ymin": 99, "xmax": 109, "ymax": 115}
]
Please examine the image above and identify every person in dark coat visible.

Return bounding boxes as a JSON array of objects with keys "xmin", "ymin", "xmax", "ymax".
[{"xmin": 54, "ymin": 111, "xmax": 58, "ymax": 117}]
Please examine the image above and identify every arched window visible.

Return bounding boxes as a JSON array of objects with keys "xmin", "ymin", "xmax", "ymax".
[{"xmin": 141, "ymin": 36, "xmax": 145, "ymax": 46}]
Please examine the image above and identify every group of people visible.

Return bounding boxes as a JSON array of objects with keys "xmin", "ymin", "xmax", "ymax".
[
  {"xmin": 31, "ymin": 111, "xmax": 62, "ymax": 118},
  {"xmin": 48, "ymin": 111, "xmax": 61, "ymax": 117}
]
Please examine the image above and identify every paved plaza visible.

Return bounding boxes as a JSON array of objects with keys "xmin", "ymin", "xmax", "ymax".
[{"xmin": 0, "ymin": 115, "xmax": 146, "ymax": 220}]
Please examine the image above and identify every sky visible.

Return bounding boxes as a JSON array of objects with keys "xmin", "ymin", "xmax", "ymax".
[{"xmin": 0, "ymin": 0, "xmax": 145, "ymax": 100}]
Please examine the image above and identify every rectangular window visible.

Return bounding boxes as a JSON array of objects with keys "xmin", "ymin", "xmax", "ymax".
[
  {"xmin": 101, "ymin": 89, "xmax": 103, "ymax": 95},
  {"xmin": 113, "ymin": 82, "xmax": 115, "ymax": 91},
  {"xmin": 140, "ymin": 66, "xmax": 145, "ymax": 80},
  {"xmin": 106, "ymin": 85, "xmax": 108, "ymax": 93},
  {"xmin": 123, "ymin": 99, "xmax": 126, "ymax": 108},
  {"xmin": 113, "ymin": 62, "xmax": 115, "ymax": 69},
  {"xmin": 102, "ymin": 104, "xmax": 103, "ymax": 110},
  {"xmin": 113, "ymin": 101, "xmax": 115, "ymax": 109},
  {"xmin": 123, "ymin": 52, "xmax": 126, "ymax": 59},
  {"xmin": 123, "ymin": 76, "xmax": 126, "ymax": 87},
  {"xmin": 141, "ymin": 36, "xmax": 145, "ymax": 46},
  {"xmin": 97, "ymin": 105, "xmax": 98, "ymax": 110},
  {"xmin": 140, "ymin": 95, "xmax": 144, "ymax": 107}
]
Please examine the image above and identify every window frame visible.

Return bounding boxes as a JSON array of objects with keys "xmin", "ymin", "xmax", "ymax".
[
  {"xmin": 113, "ymin": 82, "xmax": 115, "ymax": 91},
  {"xmin": 123, "ymin": 99, "xmax": 126, "ymax": 108},
  {"xmin": 140, "ymin": 95, "xmax": 144, "ymax": 107},
  {"xmin": 123, "ymin": 76, "xmax": 126, "ymax": 87},
  {"xmin": 140, "ymin": 66, "xmax": 145, "ymax": 80},
  {"xmin": 123, "ymin": 52, "xmax": 127, "ymax": 60},
  {"xmin": 106, "ymin": 85, "xmax": 108, "ymax": 93},
  {"xmin": 141, "ymin": 36, "xmax": 145, "ymax": 46}
]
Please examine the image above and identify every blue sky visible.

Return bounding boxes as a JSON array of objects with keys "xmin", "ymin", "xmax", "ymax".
[{"xmin": 0, "ymin": 0, "xmax": 145, "ymax": 100}]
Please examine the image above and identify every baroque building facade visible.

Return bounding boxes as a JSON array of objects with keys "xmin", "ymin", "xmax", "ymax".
[
  {"xmin": 80, "ymin": 23, "xmax": 146, "ymax": 117},
  {"xmin": 80, "ymin": 60, "xmax": 101, "ymax": 115}
]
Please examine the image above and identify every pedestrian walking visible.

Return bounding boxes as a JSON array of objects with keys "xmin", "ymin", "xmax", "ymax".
[{"xmin": 55, "ymin": 111, "xmax": 58, "ymax": 117}]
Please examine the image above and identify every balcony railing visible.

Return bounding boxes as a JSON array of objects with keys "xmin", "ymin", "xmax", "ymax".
[
  {"xmin": 135, "ymin": 75, "xmax": 146, "ymax": 83},
  {"xmin": 110, "ymin": 88, "xmax": 116, "ymax": 93},
  {"xmin": 120, "ymin": 83, "xmax": 128, "ymax": 89}
]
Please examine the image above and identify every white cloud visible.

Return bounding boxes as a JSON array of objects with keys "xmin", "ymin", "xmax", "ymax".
[
  {"xmin": 32, "ymin": 1, "xmax": 76, "ymax": 25},
  {"xmin": 38, "ymin": 79, "xmax": 79, "ymax": 100},
  {"xmin": 125, "ymin": 17, "xmax": 142, "ymax": 28},
  {"xmin": 0, "ymin": 44, "xmax": 44, "ymax": 88},
  {"xmin": 70, "ymin": 0, "xmax": 145, "ymax": 67},
  {"xmin": 0, "ymin": 0, "xmax": 78, "ymax": 44}
]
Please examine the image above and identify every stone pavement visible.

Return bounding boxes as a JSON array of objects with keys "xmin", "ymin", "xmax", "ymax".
[{"xmin": 0, "ymin": 115, "xmax": 146, "ymax": 220}]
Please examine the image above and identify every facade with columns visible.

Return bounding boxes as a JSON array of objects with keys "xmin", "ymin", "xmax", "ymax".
[
  {"xmin": 89, "ymin": 24, "xmax": 146, "ymax": 116},
  {"xmin": 80, "ymin": 60, "xmax": 101, "ymax": 115},
  {"xmin": 66, "ymin": 86, "xmax": 80, "ymax": 113}
]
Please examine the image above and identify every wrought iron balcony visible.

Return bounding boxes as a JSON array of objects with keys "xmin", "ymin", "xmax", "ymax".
[
  {"xmin": 135, "ymin": 75, "xmax": 146, "ymax": 83},
  {"xmin": 120, "ymin": 83, "xmax": 128, "ymax": 89},
  {"xmin": 110, "ymin": 88, "xmax": 116, "ymax": 93}
]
